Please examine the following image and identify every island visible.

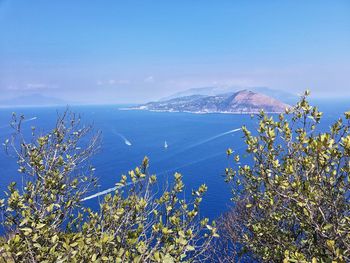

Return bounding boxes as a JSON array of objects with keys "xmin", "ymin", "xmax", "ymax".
[{"xmin": 126, "ymin": 90, "xmax": 290, "ymax": 114}]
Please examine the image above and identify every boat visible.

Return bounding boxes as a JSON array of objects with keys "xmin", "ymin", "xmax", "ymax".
[{"xmin": 164, "ymin": 141, "xmax": 168, "ymax": 149}]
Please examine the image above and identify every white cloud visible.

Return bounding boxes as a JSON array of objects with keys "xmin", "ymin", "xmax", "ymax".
[
  {"xmin": 96, "ymin": 79, "xmax": 130, "ymax": 86},
  {"xmin": 163, "ymin": 77, "xmax": 259, "ymax": 90},
  {"xmin": 6, "ymin": 85, "xmax": 17, "ymax": 91},
  {"xmin": 6, "ymin": 83, "xmax": 55, "ymax": 91},
  {"xmin": 26, "ymin": 83, "xmax": 49, "ymax": 90},
  {"xmin": 117, "ymin": 79, "xmax": 130, "ymax": 84},
  {"xmin": 144, "ymin": 76, "xmax": 154, "ymax": 83}
]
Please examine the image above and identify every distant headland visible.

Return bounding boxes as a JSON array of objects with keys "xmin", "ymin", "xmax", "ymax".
[{"xmin": 125, "ymin": 90, "xmax": 290, "ymax": 114}]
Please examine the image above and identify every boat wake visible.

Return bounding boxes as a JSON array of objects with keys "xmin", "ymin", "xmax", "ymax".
[
  {"xmin": 177, "ymin": 128, "xmax": 242, "ymax": 154},
  {"xmin": 0, "ymin": 116, "xmax": 38, "ymax": 130},
  {"xmin": 81, "ymin": 181, "xmax": 135, "ymax": 201},
  {"xmin": 112, "ymin": 130, "xmax": 132, "ymax": 146},
  {"xmin": 25, "ymin": 117, "xmax": 38, "ymax": 122},
  {"xmin": 157, "ymin": 151, "xmax": 224, "ymax": 176}
]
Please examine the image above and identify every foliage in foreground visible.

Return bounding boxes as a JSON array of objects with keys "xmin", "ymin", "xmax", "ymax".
[
  {"xmin": 221, "ymin": 91, "xmax": 350, "ymax": 262},
  {"xmin": 0, "ymin": 112, "xmax": 217, "ymax": 262}
]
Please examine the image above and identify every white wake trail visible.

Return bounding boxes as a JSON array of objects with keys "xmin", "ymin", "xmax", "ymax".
[
  {"xmin": 0, "ymin": 116, "xmax": 38, "ymax": 130},
  {"xmin": 25, "ymin": 117, "xmax": 38, "ymax": 122},
  {"xmin": 183, "ymin": 128, "xmax": 242, "ymax": 151},
  {"xmin": 81, "ymin": 181, "xmax": 135, "ymax": 201},
  {"xmin": 112, "ymin": 130, "xmax": 132, "ymax": 146},
  {"xmin": 157, "ymin": 151, "xmax": 224, "ymax": 176},
  {"xmin": 158, "ymin": 142, "xmax": 247, "ymax": 177}
]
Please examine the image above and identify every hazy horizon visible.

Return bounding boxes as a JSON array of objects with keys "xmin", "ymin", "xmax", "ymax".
[{"xmin": 1, "ymin": 1, "xmax": 349, "ymax": 104}]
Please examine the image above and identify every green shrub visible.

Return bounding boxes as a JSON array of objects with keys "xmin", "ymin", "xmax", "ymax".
[{"xmin": 222, "ymin": 91, "xmax": 350, "ymax": 262}]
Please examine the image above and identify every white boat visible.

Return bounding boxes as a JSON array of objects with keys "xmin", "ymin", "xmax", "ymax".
[{"xmin": 164, "ymin": 141, "xmax": 168, "ymax": 149}]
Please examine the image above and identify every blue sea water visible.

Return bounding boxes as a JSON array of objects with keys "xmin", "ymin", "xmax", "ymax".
[{"xmin": 0, "ymin": 100, "xmax": 348, "ymax": 221}]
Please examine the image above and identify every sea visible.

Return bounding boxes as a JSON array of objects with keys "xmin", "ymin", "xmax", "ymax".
[{"xmin": 0, "ymin": 99, "xmax": 348, "ymax": 222}]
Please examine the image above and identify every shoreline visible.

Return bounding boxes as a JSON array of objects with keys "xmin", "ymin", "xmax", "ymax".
[{"xmin": 119, "ymin": 107, "xmax": 285, "ymax": 115}]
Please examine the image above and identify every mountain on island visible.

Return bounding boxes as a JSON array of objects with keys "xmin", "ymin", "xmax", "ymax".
[
  {"xmin": 0, "ymin": 94, "xmax": 68, "ymax": 107},
  {"xmin": 160, "ymin": 86, "xmax": 297, "ymax": 104},
  {"xmin": 128, "ymin": 90, "xmax": 290, "ymax": 114}
]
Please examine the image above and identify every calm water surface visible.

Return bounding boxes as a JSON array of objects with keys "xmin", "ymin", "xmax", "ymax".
[{"xmin": 0, "ymin": 100, "xmax": 348, "ymax": 220}]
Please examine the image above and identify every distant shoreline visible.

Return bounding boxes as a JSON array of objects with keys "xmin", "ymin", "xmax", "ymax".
[{"xmin": 119, "ymin": 107, "xmax": 284, "ymax": 115}]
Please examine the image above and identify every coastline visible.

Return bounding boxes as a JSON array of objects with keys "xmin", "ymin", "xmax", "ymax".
[{"xmin": 119, "ymin": 107, "xmax": 285, "ymax": 115}]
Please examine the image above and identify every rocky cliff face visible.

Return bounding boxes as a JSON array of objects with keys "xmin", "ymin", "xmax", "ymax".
[
  {"xmin": 221, "ymin": 90, "xmax": 290, "ymax": 113},
  {"xmin": 130, "ymin": 90, "xmax": 290, "ymax": 114}
]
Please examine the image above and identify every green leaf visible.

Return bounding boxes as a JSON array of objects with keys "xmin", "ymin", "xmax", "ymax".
[
  {"xmin": 186, "ymin": 245, "xmax": 195, "ymax": 251},
  {"xmin": 323, "ymin": 224, "xmax": 333, "ymax": 231},
  {"xmin": 36, "ymin": 223, "xmax": 46, "ymax": 229}
]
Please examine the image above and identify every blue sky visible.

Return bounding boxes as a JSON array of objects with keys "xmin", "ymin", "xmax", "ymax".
[{"xmin": 0, "ymin": 0, "xmax": 349, "ymax": 103}]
